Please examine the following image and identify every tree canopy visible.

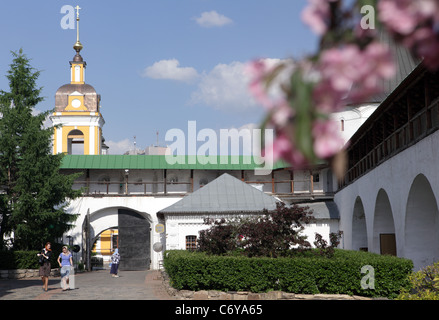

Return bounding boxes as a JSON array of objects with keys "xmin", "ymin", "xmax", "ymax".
[{"xmin": 0, "ymin": 49, "xmax": 81, "ymax": 250}]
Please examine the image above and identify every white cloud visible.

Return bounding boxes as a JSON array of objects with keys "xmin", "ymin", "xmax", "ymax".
[
  {"xmin": 190, "ymin": 61, "xmax": 255, "ymax": 111},
  {"xmin": 143, "ymin": 57, "xmax": 289, "ymax": 113},
  {"xmin": 105, "ymin": 138, "xmax": 133, "ymax": 155},
  {"xmin": 142, "ymin": 59, "xmax": 199, "ymax": 83},
  {"xmin": 190, "ymin": 59, "xmax": 285, "ymax": 112},
  {"xmin": 194, "ymin": 11, "xmax": 233, "ymax": 28}
]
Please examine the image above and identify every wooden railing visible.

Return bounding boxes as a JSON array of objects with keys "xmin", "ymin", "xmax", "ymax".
[
  {"xmin": 342, "ymin": 98, "xmax": 439, "ymax": 187},
  {"xmin": 71, "ymin": 177, "xmax": 331, "ymax": 198}
]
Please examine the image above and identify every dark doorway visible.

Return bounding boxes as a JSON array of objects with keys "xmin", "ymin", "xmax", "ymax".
[
  {"xmin": 118, "ymin": 209, "xmax": 151, "ymax": 270},
  {"xmin": 380, "ymin": 233, "xmax": 397, "ymax": 256}
]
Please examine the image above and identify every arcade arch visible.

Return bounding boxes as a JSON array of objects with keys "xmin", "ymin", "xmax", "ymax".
[
  {"xmin": 352, "ymin": 196, "xmax": 367, "ymax": 251},
  {"xmin": 405, "ymin": 174, "xmax": 439, "ymax": 270},
  {"xmin": 372, "ymin": 189, "xmax": 396, "ymax": 255}
]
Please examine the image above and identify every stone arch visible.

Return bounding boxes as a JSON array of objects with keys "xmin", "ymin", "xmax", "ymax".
[
  {"xmin": 352, "ymin": 196, "xmax": 368, "ymax": 251},
  {"xmin": 91, "ymin": 227, "xmax": 118, "ymax": 258},
  {"xmin": 83, "ymin": 206, "xmax": 152, "ymax": 271},
  {"xmin": 405, "ymin": 174, "xmax": 439, "ymax": 270},
  {"xmin": 372, "ymin": 189, "xmax": 396, "ymax": 255}
]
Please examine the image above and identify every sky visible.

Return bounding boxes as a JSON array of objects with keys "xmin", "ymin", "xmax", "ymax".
[{"xmin": 0, "ymin": 0, "xmax": 318, "ymax": 154}]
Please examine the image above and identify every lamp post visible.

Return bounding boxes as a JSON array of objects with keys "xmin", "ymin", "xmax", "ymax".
[{"xmin": 124, "ymin": 169, "xmax": 129, "ymax": 194}]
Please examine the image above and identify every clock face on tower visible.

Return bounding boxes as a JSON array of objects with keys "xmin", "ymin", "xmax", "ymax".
[{"xmin": 71, "ymin": 98, "xmax": 82, "ymax": 108}]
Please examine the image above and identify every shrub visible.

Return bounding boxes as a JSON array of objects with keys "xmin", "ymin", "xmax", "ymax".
[
  {"xmin": 198, "ymin": 218, "xmax": 238, "ymax": 255},
  {"xmin": 163, "ymin": 249, "xmax": 413, "ymax": 298},
  {"xmin": 396, "ymin": 262, "xmax": 439, "ymax": 300},
  {"xmin": 198, "ymin": 202, "xmax": 315, "ymax": 257},
  {"xmin": 0, "ymin": 245, "xmax": 63, "ymax": 269}
]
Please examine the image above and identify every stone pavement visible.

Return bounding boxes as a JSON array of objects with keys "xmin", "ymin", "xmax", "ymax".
[{"xmin": 0, "ymin": 269, "xmax": 174, "ymax": 300}]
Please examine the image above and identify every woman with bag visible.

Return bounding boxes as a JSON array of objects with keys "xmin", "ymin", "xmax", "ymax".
[
  {"xmin": 57, "ymin": 246, "xmax": 73, "ymax": 291},
  {"xmin": 37, "ymin": 242, "xmax": 52, "ymax": 292}
]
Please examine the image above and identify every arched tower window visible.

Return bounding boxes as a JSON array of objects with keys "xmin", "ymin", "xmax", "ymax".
[{"xmin": 67, "ymin": 129, "xmax": 84, "ymax": 155}]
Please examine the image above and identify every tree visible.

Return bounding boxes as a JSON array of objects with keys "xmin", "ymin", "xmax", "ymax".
[
  {"xmin": 237, "ymin": 203, "xmax": 315, "ymax": 257},
  {"xmin": 198, "ymin": 218, "xmax": 238, "ymax": 255},
  {"xmin": 198, "ymin": 202, "xmax": 315, "ymax": 257},
  {"xmin": 0, "ymin": 49, "xmax": 81, "ymax": 250}
]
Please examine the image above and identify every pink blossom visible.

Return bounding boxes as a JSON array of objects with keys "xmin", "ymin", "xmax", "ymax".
[
  {"xmin": 313, "ymin": 80, "xmax": 345, "ymax": 112},
  {"xmin": 378, "ymin": 0, "xmax": 439, "ymax": 70},
  {"xmin": 363, "ymin": 42, "xmax": 396, "ymax": 80},
  {"xmin": 319, "ymin": 45, "xmax": 361, "ymax": 92},
  {"xmin": 404, "ymin": 27, "xmax": 439, "ymax": 70},
  {"xmin": 247, "ymin": 59, "xmax": 294, "ymax": 126},
  {"xmin": 379, "ymin": 0, "xmax": 439, "ymax": 35},
  {"xmin": 264, "ymin": 131, "xmax": 308, "ymax": 167},
  {"xmin": 316, "ymin": 42, "xmax": 395, "ymax": 105},
  {"xmin": 312, "ymin": 120, "xmax": 345, "ymax": 159},
  {"xmin": 378, "ymin": 0, "xmax": 419, "ymax": 35},
  {"xmin": 270, "ymin": 100, "xmax": 293, "ymax": 127},
  {"xmin": 348, "ymin": 42, "xmax": 396, "ymax": 102},
  {"xmin": 247, "ymin": 60, "xmax": 274, "ymax": 109},
  {"xmin": 301, "ymin": 0, "xmax": 335, "ymax": 35}
]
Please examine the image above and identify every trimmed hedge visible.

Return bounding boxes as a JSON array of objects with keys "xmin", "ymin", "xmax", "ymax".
[
  {"xmin": 163, "ymin": 249, "xmax": 413, "ymax": 299},
  {"xmin": 0, "ymin": 246, "xmax": 63, "ymax": 270}
]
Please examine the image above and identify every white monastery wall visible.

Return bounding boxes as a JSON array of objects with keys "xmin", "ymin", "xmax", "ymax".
[{"xmin": 335, "ymin": 129, "xmax": 439, "ymax": 270}]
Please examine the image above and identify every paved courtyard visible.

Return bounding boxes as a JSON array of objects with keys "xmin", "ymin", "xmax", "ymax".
[{"xmin": 0, "ymin": 269, "xmax": 173, "ymax": 300}]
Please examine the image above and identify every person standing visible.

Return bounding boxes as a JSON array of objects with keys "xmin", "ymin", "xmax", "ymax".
[
  {"xmin": 37, "ymin": 242, "xmax": 52, "ymax": 292},
  {"xmin": 57, "ymin": 246, "xmax": 73, "ymax": 291},
  {"xmin": 110, "ymin": 248, "xmax": 120, "ymax": 278}
]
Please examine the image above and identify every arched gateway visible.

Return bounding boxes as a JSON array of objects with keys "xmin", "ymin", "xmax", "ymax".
[{"xmin": 82, "ymin": 207, "xmax": 152, "ymax": 271}]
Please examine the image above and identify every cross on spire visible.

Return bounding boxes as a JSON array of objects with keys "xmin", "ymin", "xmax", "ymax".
[
  {"xmin": 75, "ymin": 5, "xmax": 81, "ymax": 19},
  {"xmin": 73, "ymin": 5, "xmax": 83, "ymax": 54}
]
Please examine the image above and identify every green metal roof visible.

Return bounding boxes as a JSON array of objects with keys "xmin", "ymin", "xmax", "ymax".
[{"xmin": 60, "ymin": 155, "xmax": 291, "ymax": 170}]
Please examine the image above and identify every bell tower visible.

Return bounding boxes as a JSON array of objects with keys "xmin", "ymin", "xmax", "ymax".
[{"xmin": 51, "ymin": 6, "xmax": 106, "ymax": 155}]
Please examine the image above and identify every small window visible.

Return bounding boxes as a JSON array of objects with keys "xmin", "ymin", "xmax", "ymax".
[
  {"xmin": 341, "ymin": 119, "xmax": 345, "ymax": 132},
  {"xmin": 186, "ymin": 235, "xmax": 197, "ymax": 251},
  {"xmin": 313, "ymin": 173, "xmax": 320, "ymax": 183},
  {"xmin": 168, "ymin": 175, "xmax": 178, "ymax": 184},
  {"xmin": 98, "ymin": 175, "xmax": 110, "ymax": 185}
]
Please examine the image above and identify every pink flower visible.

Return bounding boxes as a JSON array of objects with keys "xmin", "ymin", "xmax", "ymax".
[
  {"xmin": 313, "ymin": 80, "xmax": 345, "ymax": 112},
  {"xmin": 348, "ymin": 42, "xmax": 395, "ymax": 102},
  {"xmin": 378, "ymin": 0, "xmax": 419, "ymax": 35},
  {"xmin": 404, "ymin": 27, "xmax": 439, "ymax": 70},
  {"xmin": 301, "ymin": 0, "xmax": 335, "ymax": 35},
  {"xmin": 264, "ymin": 131, "xmax": 308, "ymax": 167},
  {"xmin": 379, "ymin": 0, "xmax": 439, "ymax": 35},
  {"xmin": 316, "ymin": 42, "xmax": 395, "ymax": 105},
  {"xmin": 319, "ymin": 45, "xmax": 361, "ymax": 92},
  {"xmin": 247, "ymin": 60, "xmax": 274, "ymax": 109},
  {"xmin": 270, "ymin": 100, "xmax": 293, "ymax": 127},
  {"xmin": 247, "ymin": 59, "xmax": 294, "ymax": 126},
  {"xmin": 378, "ymin": 0, "xmax": 439, "ymax": 70},
  {"xmin": 312, "ymin": 119, "xmax": 345, "ymax": 159}
]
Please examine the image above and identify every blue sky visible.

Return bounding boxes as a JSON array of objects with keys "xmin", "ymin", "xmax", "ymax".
[{"xmin": 0, "ymin": 0, "xmax": 318, "ymax": 154}]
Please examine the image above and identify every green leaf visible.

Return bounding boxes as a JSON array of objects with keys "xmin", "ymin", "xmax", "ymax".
[{"xmin": 290, "ymin": 70, "xmax": 315, "ymax": 162}]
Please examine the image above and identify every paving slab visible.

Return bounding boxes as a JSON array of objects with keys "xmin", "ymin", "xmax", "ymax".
[{"xmin": 0, "ymin": 269, "xmax": 173, "ymax": 300}]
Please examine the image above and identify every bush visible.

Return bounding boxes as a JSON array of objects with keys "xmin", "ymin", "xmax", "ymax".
[
  {"xmin": 198, "ymin": 202, "xmax": 315, "ymax": 257},
  {"xmin": 163, "ymin": 249, "xmax": 413, "ymax": 298},
  {"xmin": 0, "ymin": 244, "xmax": 63, "ymax": 269},
  {"xmin": 396, "ymin": 262, "xmax": 439, "ymax": 300}
]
